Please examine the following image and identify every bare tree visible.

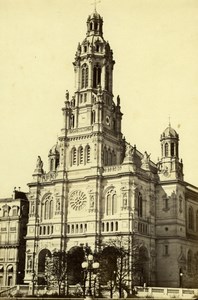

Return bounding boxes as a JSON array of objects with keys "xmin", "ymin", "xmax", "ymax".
[
  {"xmin": 45, "ymin": 250, "xmax": 67, "ymax": 295},
  {"xmin": 99, "ymin": 235, "xmax": 144, "ymax": 298}
]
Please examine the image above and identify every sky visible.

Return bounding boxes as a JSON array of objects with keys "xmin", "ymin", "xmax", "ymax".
[{"xmin": 0, "ymin": 0, "xmax": 198, "ymax": 198}]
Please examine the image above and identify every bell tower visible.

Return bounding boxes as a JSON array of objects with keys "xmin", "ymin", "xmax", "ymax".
[
  {"xmin": 158, "ymin": 123, "xmax": 184, "ymax": 181},
  {"xmin": 59, "ymin": 9, "xmax": 124, "ymax": 170}
]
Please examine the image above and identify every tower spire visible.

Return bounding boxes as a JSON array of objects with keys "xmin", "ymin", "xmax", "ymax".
[
  {"xmin": 91, "ymin": 0, "xmax": 101, "ymax": 12},
  {"xmin": 168, "ymin": 116, "xmax": 171, "ymax": 127}
]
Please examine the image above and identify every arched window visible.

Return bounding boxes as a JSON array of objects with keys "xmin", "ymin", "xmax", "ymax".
[
  {"xmin": 49, "ymin": 200, "xmax": 53, "ymax": 219},
  {"xmin": 70, "ymin": 114, "xmax": 75, "ymax": 128},
  {"xmin": 188, "ymin": 206, "xmax": 194, "ymax": 230},
  {"xmin": 44, "ymin": 201, "xmax": 49, "ymax": 220},
  {"xmin": 86, "ymin": 145, "xmax": 91, "ymax": 163},
  {"xmin": 187, "ymin": 250, "xmax": 193, "ymax": 273},
  {"xmin": 112, "ymin": 194, "xmax": 117, "ymax": 215},
  {"xmin": 72, "ymin": 147, "xmax": 77, "ymax": 165},
  {"xmin": 81, "ymin": 64, "xmax": 88, "ymax": 88},
  {"xmin": 93, "ymin": 65, "xmax": 101, "ymax": 88},
  {"xmin": 165, "ymin": 143, "xmax": 169, "ymax": 157},
  {"xmin": 106, "ymin": 222, "xmax": 109, "ymax": 232},
  {"xmin": 50, "ymin": 159, "xmax": 54, "ymax": 171},
  {"xmin": 105, "ymin": 66, "xmax": 109, "ymax": 91},
  {"xmin": 106, "ymin": 190, "xmax": 117, "ymax": 216},
  {"xmin": 91, "ymin": 110, "xmax": 96, "ymax": 124},
  {"xmin": 104, "ymin": 147, "xmax": 108, "ymax": 165},
  {"xmin": 106, "ymin": 194, "xmax": 111, "ymax": 216},
  {"xmin": 171, "ymin": 143, "xmax": 174, "ymax": 156},
  {"xmin": 115, "ymin": 221, "xmax": 118, "ymax": 231},
  {"xmin": 138, "ymin": 192, "xmax": 143, "ymax": 217},
  {"xmin": 111, "ymin": 222, "xmax": 114, "ymax": 231},
  {"xmin": 79, "ymin": 146, "xmax": 84, "ymax": 164},
  {"xmin": 108, "ymin": 149, "xmax": 112, "ymax": 165}
]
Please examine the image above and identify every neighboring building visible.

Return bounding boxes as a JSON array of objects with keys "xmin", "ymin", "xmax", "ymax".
[
  {"xmin": 0, "ymin": 190, "xmax": 28, "ymax": 287},
  {"xmin": 1, "ymin": 10, "xmax": 198, "ymax": 290}
]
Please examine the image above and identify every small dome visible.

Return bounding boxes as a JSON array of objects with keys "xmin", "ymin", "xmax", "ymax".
[
  {"xmin": 161, "ymin": 125, "xmax": 179, "ymax": 139},
  {"xmin": 49, "ymin": 144, "xmax": 59, "ymax": 156},
  {"xmin": 88, "ymin": 11, "xmax": 103, "ymax": 21}
]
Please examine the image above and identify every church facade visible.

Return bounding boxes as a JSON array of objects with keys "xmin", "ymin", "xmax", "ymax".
[{"xmin": 21, "ymin": 10, "xmax": 198, "ymax": 289}]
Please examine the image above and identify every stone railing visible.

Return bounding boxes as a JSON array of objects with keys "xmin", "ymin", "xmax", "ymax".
[{"xmin": 136, "ymin": 286, "xmax": 198, "ymax": 298}]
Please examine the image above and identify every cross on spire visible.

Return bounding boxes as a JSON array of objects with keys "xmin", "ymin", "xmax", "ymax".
[
  {"xmin": 91, "ymin": 0, "xmax": 101, "ymax": 12},
  {"xmin": 168, "ymin": 116, "xmax": 171, "ymax": 127}
]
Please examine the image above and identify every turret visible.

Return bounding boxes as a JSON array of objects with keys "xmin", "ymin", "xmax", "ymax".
[{"xmin": 158, "ymin": 124, "xmax": 183, "ymax": 181}]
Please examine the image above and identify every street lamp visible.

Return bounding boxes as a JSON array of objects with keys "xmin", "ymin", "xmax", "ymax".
[
  {"xmin": 179, "ymin": 268, "xmax": 183, "ymax": 288},
  {"xmin": 82, "ymin": 254, "xmax": 99, "ymax": 299}
]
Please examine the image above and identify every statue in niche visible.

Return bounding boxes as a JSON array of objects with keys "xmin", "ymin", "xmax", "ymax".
[
  {"xmin": 31, "ymin": 202, "xmax": 35, "ymax": 214},
  {"xmin": 123, "ymin": 193, "xmax": 127, "ymax": 207},
  {"xmin": 90, "ymin": 195, "xmax": 95, "ymax": 208},
  {"xmin": 56, "ymin": 199, "xmax": 60, "ymax": 211},
  {"xmin": 27, "ymin": 256, "xmax": 32, "ymax": 269}
]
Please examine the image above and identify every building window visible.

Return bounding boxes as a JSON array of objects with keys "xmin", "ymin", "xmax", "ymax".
[
  {"xmin": 164, "ymin": 245, "xmax": 169, "ymax": 256},
  {"xmin": 112, "ymin": 194, "xmax": 117, "ymax": 215},
  {"xmin": 187, "ymin": 250, "xmax": 193, "ymax": 273},
  {"xmin": 137, "ymin": 192, "xmax": 143, "ymax": 217},
  {"xmin": 72, "ymin": 147, "xmax": 77, "ymax": 165},
  {"xmin": 188, "ymin": 206, "xmax": 194, "ymax": 230},
  {"xmin": 171, "ymin": 143, "xmax": 174, "ymax": 156},
  {"xmin": 49, "ymin": 200, "xmax": 53, "ymax": 219},
  {"xmin": 179, "ymin": 196, "xmax": 183, "ymax": 213},
  {"xmin": 164, "ymin": 196, "xmax": 169, "ymax": 210},
  {"xmin": 105, "ymin": 66, "xmax": 109, "ymax": 91},
  {"xmin": 44, "ymin": 201, "xmax": 49, "ymax": 219},
  {"xmin": 106, "ymin": 190, "xmax": 117, "ymax": 216},
  {"xmin": 79, "ymin": 146, "xmax": 84, "ymax": 164},
  {"xmin": 81, "ymin": 64, "xmax": 88, "ymax": 88},
  {"xmin": 86, "ymin": 145, "xmax": 91, "ymax": 163},
  {"xmin": 70, "ymin": 114, "xmax": 75, "ymax": 128},
  {"xmin": 43, "ymin": 194, "xmax": 53, "ymax": 220},
  {"xmin": 91, "ymin": 110, "xmax": 96, "ymax": 124},
  {"xmin": 93, "ymin": 65, "xmax": 101, "ymax": 88},
  {"xmin": 165, "ymin": 143, "xmax": 168, "ymax": 157},
  {"xmin": 115, "ymin": 221, "xmax": 118, "ymax": 231},
  {"xmin": 106, "ymin": 194, "xmax": 111, "ymax": 216}
]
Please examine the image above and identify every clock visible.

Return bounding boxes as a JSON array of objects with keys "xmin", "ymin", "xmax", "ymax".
[
  {"xmin": 69, "ymin": 190, "xmax": 87, "ymax": 211},
  {"xmin": 106, "ymin": 115, "xmax": 110, "ymax": 126}
]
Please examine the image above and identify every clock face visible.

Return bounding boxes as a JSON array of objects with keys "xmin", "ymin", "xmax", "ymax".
[
  {"xmin": 69, "ymin": 190, "xmax": 87, "ymax": 211},
  {"xmin": 106, "ymin": 115, "xmax": 110, "ymax": 125}
]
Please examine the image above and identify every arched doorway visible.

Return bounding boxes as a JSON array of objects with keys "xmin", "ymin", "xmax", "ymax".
[
  {"xmin": 134, "ymin": 246, "xmax": 149, "ymax": 286},
  {"xmin": 100, "ymin": 246, "xmax": 118, "ymax": 285},
  {"xmin": 38, "ymin": 249, "xmax": 51, "ymax": 285},
  {"xmin": 67, "ymin": 246, "xmax": 85, "ymax": 285}
]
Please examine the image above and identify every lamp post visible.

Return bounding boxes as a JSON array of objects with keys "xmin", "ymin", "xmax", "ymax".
[
  {"xmin": 82, "ymin": 254, "xmax": 99, "ymax": 299},
  {"xmin": 179, "ymin": 268, "xmax": 183, "ymax": 288}
]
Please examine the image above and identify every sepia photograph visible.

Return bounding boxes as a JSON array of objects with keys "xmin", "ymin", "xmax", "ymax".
[{"xmin": 0, "ymin": 0, "xmax": 198, "ymax": 298}]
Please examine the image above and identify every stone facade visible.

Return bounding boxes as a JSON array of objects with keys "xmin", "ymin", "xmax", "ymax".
[{"xmin": 1, "ymin": 10, "xmax": 198, "ymax": 289}]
